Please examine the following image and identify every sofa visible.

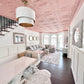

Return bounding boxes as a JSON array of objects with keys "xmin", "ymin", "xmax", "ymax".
[
  {"xmin": 26, "ymin": 45, "xmax": 44, "ymax": 51},
  {"xmin": 18, "ymin": 50, "xmax": 43, "ymax": 66},
  {"xmin": 26, "ymin": 45, "xmax": 45, "ymax": 57},
  {"xmin": 45, "ymin": 45, "xmax": 55, "ymax": 53},
  {"xmin": 26, "ymin": 45, "xmax": 55, "ymax": 54}
]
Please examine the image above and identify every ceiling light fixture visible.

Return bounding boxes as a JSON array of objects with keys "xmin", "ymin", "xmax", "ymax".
[{"xmin": 16, "ymin": 0, "xmax": 35, "ymax": 27}]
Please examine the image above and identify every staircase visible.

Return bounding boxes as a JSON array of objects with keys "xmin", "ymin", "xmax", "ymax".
[{"xmin": 0, "ymin": 16, "xmax": 18, "ymax": 37}]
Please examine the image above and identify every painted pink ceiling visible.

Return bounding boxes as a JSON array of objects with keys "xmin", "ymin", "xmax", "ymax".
[{"xmin": 0, "ymin": 0, "xmax": 84, "ymax": 33}]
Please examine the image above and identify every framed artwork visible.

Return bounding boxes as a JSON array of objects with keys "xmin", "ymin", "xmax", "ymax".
[
  {"xmin": 13, "ymin": 33, "xmax": 24, "ymax": 44},
  {"xmin": 66, "ymin": 36, "xmax": 68, "ymax": 43},
  {"xmin": 29, "ymin": 36, "xmax": 38, "ymax": 41},
  {"xmin": 36, "ymin": 37, "xmax": 38, "ymax": 40},
  {"xmin": 72, "ymin": 20, "xmax": 83, "ymax": 48},
  {"xmin": 29, "ymin": 35, "xmax": 33, "ymax": 41},
  {"xmin": 33, "ymin": 37, "xmax": 36, "ymax": 41},
  {"xmin": 32, "ymin": 36, "xmax": 34, "ymax": 40}
]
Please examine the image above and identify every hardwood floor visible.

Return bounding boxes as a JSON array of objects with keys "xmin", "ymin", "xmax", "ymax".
[{"xmin": 38, "ymin": 52, "xmax": 75, "ymax": 84}]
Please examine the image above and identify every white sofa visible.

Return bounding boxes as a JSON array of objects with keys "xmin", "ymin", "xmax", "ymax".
[{"xmin": 18, "ymin": 50, "xmax": 42, "ymax": 66}]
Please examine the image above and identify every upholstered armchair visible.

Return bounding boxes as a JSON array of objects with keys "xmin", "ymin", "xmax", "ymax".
[
  {"xmin": 44, "ymin": 45, "xmax": 55, "ymax": 53},
  {"xmin": 49, "ymin": 47, "xmax": 55, "ymax": 53}
]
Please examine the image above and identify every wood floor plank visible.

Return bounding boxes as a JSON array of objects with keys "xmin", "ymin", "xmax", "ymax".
[{"xmin": 38, "ymin": 52, "xmax": 75, "ymax": 84}]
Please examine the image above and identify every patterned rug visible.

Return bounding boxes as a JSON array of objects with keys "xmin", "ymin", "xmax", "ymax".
[{"xmin": 41, "ymin": 51, "xmax": 61, "ymax": 65}]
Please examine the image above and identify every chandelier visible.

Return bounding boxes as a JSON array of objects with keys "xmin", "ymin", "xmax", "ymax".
[{"xmin": 16, "ymin": 0, "xmax": 35, "ymax": 27}]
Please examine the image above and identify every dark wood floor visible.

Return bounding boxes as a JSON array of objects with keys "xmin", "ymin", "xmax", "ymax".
[{"xmin": 38, "ymin": 52, "xmax": 75, "ymax": 84}]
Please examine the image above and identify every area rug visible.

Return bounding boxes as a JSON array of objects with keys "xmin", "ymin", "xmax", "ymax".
[
  {"xmin": 25, "ymin": 69, "xmax": 51, "ymax": 84},
  {"xmin": 41, "ymin": 51, "xmax": 61, "ymax": 65}
]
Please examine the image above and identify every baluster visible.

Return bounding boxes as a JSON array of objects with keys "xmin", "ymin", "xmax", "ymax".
[
  {"xmin": 3, "ymin": 17, "xmax": 6, "ymax": 31},
  {"xmin": 6, "ymin": 18, "xmax": 9, "ymax": 28},
  {"xmin": 12, "ymin": 20, "xmax": 15, "ymax": 28},
  {"xmin": 10, "ymin": 20, "xmax": 14, "ymax": 29},
  {"xmin": 5, "ymin": 17, "xmax": 8, "ymax": 28},
  {"xmin": 1, "ymin": 16, "xmax": 3, "ymax": 31},
  {"xmin": 2, "ymin": 16, "xmax": 5, "ymax": 31},
  {"xmin": 0, "ymin": 16, "xmax": 1, "ymax": 32}
]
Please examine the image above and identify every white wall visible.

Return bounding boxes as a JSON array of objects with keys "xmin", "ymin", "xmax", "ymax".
[
  {"xmin": 69, "ymin": 3, "xmax": 84, "ymax": 59},
  {"xmin": 0, "ymin": 26, "xmax": 26, "ymax": 65},
  {"xmin": 25, "ymin": 29, "xmax": 40, "ymax": 46},
  {"xmin": 71, "ymin": 46, "xmax": 84, "ymax": 84},
  {"xmin": 69, "ymin": 3, "xmax": 84, "ymax": 84},
  {"xmin": 0, "ymin": 26, "xmax": 40, "ymax": 65},
  {"xmin": 0, "ymin": 26, "xmax": 25, "ymax": 47}
]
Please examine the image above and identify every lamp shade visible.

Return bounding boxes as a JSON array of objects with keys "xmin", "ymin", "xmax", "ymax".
[{"xmin": 16, "ymin": 6, "xmax": 35, "ymax": 27}]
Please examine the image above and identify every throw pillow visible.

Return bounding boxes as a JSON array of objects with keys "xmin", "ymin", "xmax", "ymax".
[{"xmin": 25, "ymin": 53, "xmax": 32, "ymax": 57}]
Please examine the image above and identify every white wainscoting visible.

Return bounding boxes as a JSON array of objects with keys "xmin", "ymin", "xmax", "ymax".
[
  {"xmin": 0, "ymin": 45, "xmax": 25, "ymax": 65},
  {"xmin": 71, "ymin": 45, "xmax": 84, "ymax": 84}
]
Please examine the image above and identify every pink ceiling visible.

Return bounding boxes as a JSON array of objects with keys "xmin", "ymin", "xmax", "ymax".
[{"xmin": 0, "ymin": 0, "xmax": 84, "ymax": 33}]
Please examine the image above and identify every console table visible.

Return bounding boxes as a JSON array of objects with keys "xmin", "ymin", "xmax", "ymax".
[{"xmin": 0, "ymin": 57, "xmax": 37, "ymax": 84}]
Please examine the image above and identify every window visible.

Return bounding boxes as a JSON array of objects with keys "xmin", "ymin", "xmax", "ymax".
[
  {"xmin": 51, "ymin": 35, "xmax": 57, "ymax": 47},
  {"xmin": 58, "ymin": 34, "xmax": 64, "ymax": 49},
  {"xmin": 44, "ymin": 35, "xmax": 49, "ymax": 45}
]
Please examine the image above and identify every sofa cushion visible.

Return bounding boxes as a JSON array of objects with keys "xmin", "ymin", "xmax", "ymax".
[
  {"xmin": 30, "ymin": 46, "xmax": 34, "ymax": 51},
  {"xmin": 33, "ymin": 45, "xmax": 37, "ymax": 50},
  {"xmin": 26, "ymin": 50, "xmax": 32, "ymax": 54},
  {"xmin": 34, "ymin": 50, "xmax": 44, "ymax": 55},
  {"xmin": 26, "ymin": 46, "xmax": 31, "ymax": 50},
  {"xmin": 35, "ymin": 45, "xmax": 38, "ymax": 49}
]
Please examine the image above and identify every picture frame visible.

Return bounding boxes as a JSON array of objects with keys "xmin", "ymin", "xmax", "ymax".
[
  {"xmin": 29, "ymin": 35, "xmax": 33, "ymax": 41},
  {"xmin": 33, "ymin": 37, "xmax": 36, "ymax": 41},
  {"xmin": 36, "ymin": 37, "xmax": 38, "ymax": 40},
  {"xmin": 72, "ymin": 20, "xmax": 83, "ymax": 48},
  {"xmin": 13, "ymin": 33, "xmax": 24, "ymax": 44}
]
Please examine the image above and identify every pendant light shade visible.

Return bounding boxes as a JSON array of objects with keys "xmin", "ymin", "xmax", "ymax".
[{"xmin": 16, "ymin": 6, "xmax": 35, "ymax": 27}]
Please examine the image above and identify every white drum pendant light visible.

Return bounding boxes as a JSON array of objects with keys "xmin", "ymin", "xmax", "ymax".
[{"xmin": 16, "ymin": 1, "xmax": 35, "ymax": 27}]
